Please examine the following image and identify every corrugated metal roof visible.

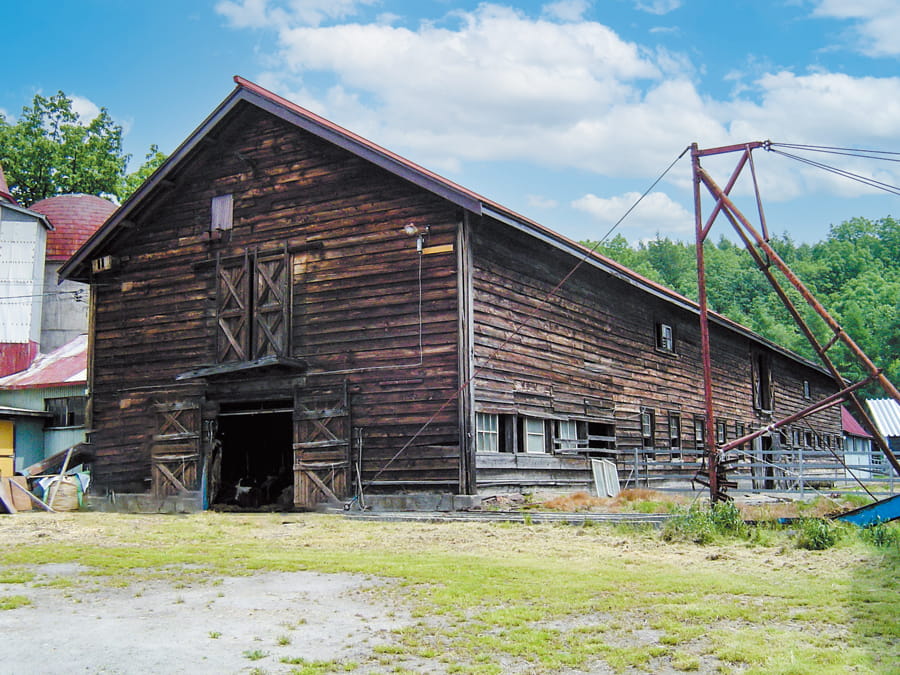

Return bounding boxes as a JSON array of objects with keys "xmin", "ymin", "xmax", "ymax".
[
  {"xmin": 0, "ymin": 334, "xmax": 87, "ymax": 390},
  {"xmin": 866, "ymin": 398, "xmax": 900, "ymax": 438},
  {"xmin": 841, "ymin": 405, "xmax": 872, "ymax": 438}
]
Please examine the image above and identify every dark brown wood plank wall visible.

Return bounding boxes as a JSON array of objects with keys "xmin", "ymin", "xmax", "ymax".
[
  {"xmin": 469, "ymin": 218, "xmax": 841, "ymax": 462},
  {"xmin": 87, "ymin": 102, "xmax": 461, "ymax": 492}
]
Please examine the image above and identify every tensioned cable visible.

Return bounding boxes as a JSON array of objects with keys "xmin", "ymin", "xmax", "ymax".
[
  {"xmin": 361, "ymin": 147, "xmax": 692, "ymax": 491},
  {"xmin": 767, "ymin": 148, "xmax": 900, "ymax": 197},
  {"xmin": 768, "ymin": 142, "xmax": 900, "ymax": 162},
  {"xmin": 0, "ymin": 290, "xmax": 85, "ymax": 302}
]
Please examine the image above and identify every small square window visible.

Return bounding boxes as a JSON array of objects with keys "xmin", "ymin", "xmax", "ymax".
[
  {"xmin": 45, "ymin": 396, "xmax": 86, "ymax": 428},
  {"xmin": 734, "ymin": 423, "xmax": 746, "ymax": 450},
  {"xmin": 693, "ymin": 417, "xmax": 706, "ymax": 448},
  {"xmin": 656, "ymin": 323, "xmax": 675, "ymax": 352},
  {"xmin": 716, "ymin": 420, "xmax": 726, "ymax": 445},
  {"xmin": 668, "ymin": 413, "xmax": 681, "ymax": 449},
  {"xmin": 211, "ymin": 193, "xmax": 233, "ymax": 232}
]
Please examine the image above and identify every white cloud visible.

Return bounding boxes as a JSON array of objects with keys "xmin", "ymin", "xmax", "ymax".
[
  {"xmin": 813, "ymin": 0, "xmax": 900, "ymax": 57},
  {"xmin": 221, "ymin": 2, "xmax": 900, "ymax": 205},
  {"xmin": 216, "ymin": 0, "xmax": 376, "ymax": 28},
  {"xmin": 527, "ymin": 194, "xmax": 558, "ymax": 209},
  {"xmin": 718, "ymin": 71, "xmax": 900, "ymax": 199},
  {"xmin": 634, "ymin": 0, "xmax": 682, "ymax": 16},
  {"xmin": 216, "ymin": 0, "xmax": 272, "ymax": 27},
  {"xmin": 542, "ymin": 0, "xmax": 589, "ymax": 22},
  {"xmin": 70, "ymin": 95, "xmax": 101, "ymax": 123},
  {"xmin": 573, "ymin": 191, "xmax": 693, "ymax": 239}
]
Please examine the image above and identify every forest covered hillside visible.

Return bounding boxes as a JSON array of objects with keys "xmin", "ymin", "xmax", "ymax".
[{"xmin": 584, "ymin": 216, "xmax": 900, "ymax": 395}]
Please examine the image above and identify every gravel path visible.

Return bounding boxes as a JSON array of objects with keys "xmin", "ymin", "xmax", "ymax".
[{"xmin": 1, "ymin": 564, "xmax": 408, "ymax": 674}]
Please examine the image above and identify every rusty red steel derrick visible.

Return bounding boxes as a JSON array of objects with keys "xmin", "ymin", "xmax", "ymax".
[{"xmin": 691, "ymin": 141, "xmax": 900, "ymax": 503}]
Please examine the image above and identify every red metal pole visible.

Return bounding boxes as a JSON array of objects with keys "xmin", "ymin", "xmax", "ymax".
[
  {"xmin": 697, "ymin": 167, "xmax": 900, "ymax": 406},
  {"xmin": 718, "ymin": 374, "xmax": 879, "ymax": 454},
  {"xmin": 692, "ymin": 144, "xmax": 719, "ymax": 502}
]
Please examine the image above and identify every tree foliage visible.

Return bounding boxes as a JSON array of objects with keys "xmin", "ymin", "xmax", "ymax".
[
  {"xmin": 121, "ymin": 144, "xmax": 168, "ymax": 201},
  {"xmin": 584, "ymin": 217, "xmax": 900, "ymax": 394},
  {"xmin": 0, "ymin": 91, "xmax": 164, "ymax": 206}
]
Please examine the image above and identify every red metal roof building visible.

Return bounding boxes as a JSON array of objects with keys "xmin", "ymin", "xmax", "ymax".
[
  {"xmin": 0, "ymin": 334, "xmax": 87, "ymax": 390},
  {"xmin": 841, "ymin": 405, "xmax": 872, "ymax": 438}
]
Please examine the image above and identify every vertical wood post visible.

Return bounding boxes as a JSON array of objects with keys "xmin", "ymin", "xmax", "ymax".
[{"xmin": 457, "ymin": 212, "xmax": 476, "ymax": 494}]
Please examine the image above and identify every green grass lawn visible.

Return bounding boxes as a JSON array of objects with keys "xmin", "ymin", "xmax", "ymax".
[{"xmin": 0, "ymin": 511, "xmax": 897, "ymax": 674}]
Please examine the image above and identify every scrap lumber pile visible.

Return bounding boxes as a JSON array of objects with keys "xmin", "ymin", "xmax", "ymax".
[{"xmin": 0, "ymin": 445, "xmax": 91, "ymax": 515}]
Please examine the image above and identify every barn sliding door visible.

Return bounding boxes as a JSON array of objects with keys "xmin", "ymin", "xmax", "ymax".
[
  {"xmin": 293, "ymin": 383, "xmax": 350, "ymax": 508},
  {"xmin": 150, "ymin": 401, "xmax": 201, "ymax": 497}
]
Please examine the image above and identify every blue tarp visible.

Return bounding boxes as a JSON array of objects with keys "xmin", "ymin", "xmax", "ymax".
[{"xmin": 835, "ymin": 494, "xmax": 900, "ymax": 527}]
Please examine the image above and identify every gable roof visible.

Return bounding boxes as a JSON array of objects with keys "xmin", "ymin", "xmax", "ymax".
[
  {"xmin": 841, "ymin": 405, "xmax": 872, "ymax": 438},
  {"xmin": 59, "ymin": 76, "xmax": 828, "ymax": 375},
  {"xmin": 31, "ymin": 194, "xmax": 117, "ymax": 261}
]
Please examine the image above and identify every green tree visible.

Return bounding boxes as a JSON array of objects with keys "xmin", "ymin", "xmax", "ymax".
[
  {"xmin": 582, "ymin": 220, "xmax": 900, "ymax": 393},
  {"xmin": 0, "ymin": 91, "xmax": 164, "ymax": 206},
  {"xmin": 121, "ymin": 144, "xmax": 168, "ymax": 201},
  {"xmin": 0, "ymin": 91, "xmax": 128, "ymax": 205}
]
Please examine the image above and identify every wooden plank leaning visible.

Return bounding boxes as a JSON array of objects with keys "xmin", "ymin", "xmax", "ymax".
[
  {"xmin": 9, "ymin": 479, "xmax": 55, "ymax": 512},
  {"xmin": 0, "ymin": 478, "xmax": 17, "ymax": 514}
]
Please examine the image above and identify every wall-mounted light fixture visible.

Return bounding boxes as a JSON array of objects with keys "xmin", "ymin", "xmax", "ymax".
[{"xmin": 402, "ymin": 222, "xmax": 430, "ymax": 252}]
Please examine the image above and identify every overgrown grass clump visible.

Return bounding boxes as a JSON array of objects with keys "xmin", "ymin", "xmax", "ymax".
[
  {"xmin": 796, "ymin": 517, "xmax": 842, "ymax": 550},
  {"xmin": 661, "ymin": 501, "xmax": 748, "ymax": 544},
  {"xmin": 859, "ymin": 521, "xmax": 900, "ymax": 550}
]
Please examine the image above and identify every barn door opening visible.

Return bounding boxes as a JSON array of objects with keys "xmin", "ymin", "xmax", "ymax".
[
  {"xmin": 210, "ymin": 400, "xmax": 294, "ymax": 509},
  {"xmin": 293, "ymin": 383, "xmax": 350, "ymax": 509}
]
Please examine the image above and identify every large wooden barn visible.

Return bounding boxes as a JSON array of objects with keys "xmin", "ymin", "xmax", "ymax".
[{"xmin": 60, "ymin": 77, "xmax": 842, "ymax": 508}]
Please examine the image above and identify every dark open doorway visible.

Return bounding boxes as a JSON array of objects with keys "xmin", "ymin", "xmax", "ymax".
[{"xmin": 210, "ymin": 400, "xmax": 294, "ymax": 509}]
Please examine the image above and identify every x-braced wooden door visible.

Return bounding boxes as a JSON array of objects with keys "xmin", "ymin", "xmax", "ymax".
[
  {"xmin": 150, "ymin": 400, "xmax": 201, "ymax": 497},
  {"xmin": 293, "ymin": 383, "xmax": 350, "ymax": 508},
  {"xmin": 215, "ymin": 248, "xmax": 290, "ymax": 363}
]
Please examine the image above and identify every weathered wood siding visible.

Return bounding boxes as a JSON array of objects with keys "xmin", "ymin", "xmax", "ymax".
[
  {"xmin": 469, "ymin": 217, "xmax": 840, "ymax": 487},
  {"xmin": 88, "ymin": 103, "xmax": 461, "ymax": 492}
]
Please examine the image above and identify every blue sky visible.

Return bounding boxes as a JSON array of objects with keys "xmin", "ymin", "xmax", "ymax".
[{"xmin": 3, "ymin": 0, "xmax": 899, "ymax": 244}]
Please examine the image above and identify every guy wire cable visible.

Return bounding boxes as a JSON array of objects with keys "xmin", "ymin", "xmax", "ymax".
[{"xmin": 362, "ymin": 146, "xmax": 692, "ymax": 490}]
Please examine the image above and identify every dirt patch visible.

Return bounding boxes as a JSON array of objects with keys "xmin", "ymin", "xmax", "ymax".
[{"xmin": 1, "ymin": 567, "xmax": 408, "ymax": 673}]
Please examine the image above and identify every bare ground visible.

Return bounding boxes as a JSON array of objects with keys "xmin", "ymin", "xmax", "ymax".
[{"xmin": 1, "ymin": 564, "xmax": 408, "ymax": 674}]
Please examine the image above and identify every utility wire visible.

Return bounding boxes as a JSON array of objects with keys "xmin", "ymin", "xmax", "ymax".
[
  {"xmin": 767, "ymin": 148, "xmax": 900, "ymax": 197},
  {"xmin": 0, "ymin": 290, "xmax": 85, "ymax": 302},
  {"xmin": 768, "ymin": 142, "xmax": 900, "ymax": 161},
  {"xmin": 362, "ymin": 147, "xmax": 692, "ymax": 491}
]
